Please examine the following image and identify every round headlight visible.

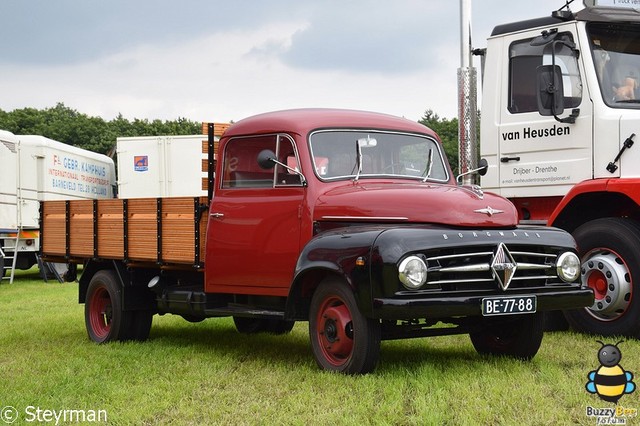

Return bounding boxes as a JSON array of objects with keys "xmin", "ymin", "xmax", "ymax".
[
  {"xmin": 398, "ymin": 256, "xmax": 428, "ymax": 289},
  {"xmin": 557, "ymin": 252, "xmax": 581, "ymax": 283}
]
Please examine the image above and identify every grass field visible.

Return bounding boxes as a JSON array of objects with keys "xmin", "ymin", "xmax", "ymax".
[{"xmin": 1, "ymin": 270, "xmax": 639, "ymax": 425}]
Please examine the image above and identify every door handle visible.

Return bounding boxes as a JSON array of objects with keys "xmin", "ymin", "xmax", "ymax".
[
  {"xmin": 210, "ymin": 212, "xmax": 225, "ymax": 218},
  {"xmin": 500, "ymin": 156, "xmax": 521, "ymax": 163}
]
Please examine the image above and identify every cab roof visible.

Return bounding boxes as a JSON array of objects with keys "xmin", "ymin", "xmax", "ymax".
[
  {"xmin": 491, "ymin": 6, "xmax": 640, "ymax": 37},
  {"xmin": 223, "ymin": 108, "xmax": 438, "ymax": 140}
]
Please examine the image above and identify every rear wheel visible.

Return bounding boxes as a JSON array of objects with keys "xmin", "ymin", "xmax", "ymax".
[
  {"xmin": 470, "ymin": 313, "xmax": 544, "ymax": 360},
  {"xmin": 564, "ymin": 218, "xmax": 640, "ymax": 337},
  {"xmin": 309, "ymin": 279, "xmax": 380, "ymax": 374},
  {"xmin": 85, "ymin": 270, "xmax": 152, "ymax": 343}
]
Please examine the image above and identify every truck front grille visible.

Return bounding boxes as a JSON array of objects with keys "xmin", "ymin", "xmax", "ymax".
[{"xmin": 425, "ymin": 245, "xmax": 558, "ymax": 290}]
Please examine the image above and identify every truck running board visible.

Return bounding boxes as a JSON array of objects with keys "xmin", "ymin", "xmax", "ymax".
[
  {"xmin": 203, "ymin": 305, "xmax": 285, "ymax": 319},
  {"xmin": 156, "ymin": 288, "xmax": 285, "ymax": 319}
]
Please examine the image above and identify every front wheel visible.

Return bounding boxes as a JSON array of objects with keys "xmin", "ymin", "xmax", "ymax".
[
  {"xmin": 309, "ymin": 279, "xmax": 380, "ymax": 374},
  {"xmin": 469, "ymin": 313, "xmax": 544, "ymax": 360},
  {"xmin": 564, "ymin": 218, "xmax": 640, "ymax": 337}
]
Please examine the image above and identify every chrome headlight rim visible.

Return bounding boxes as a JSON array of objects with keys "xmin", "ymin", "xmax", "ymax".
[
  {"xmin": 398, "ymin": 255, "xmax": 428, "ymax": 289},
  {"xmin": 557, "ymin": 251, "xmax": 581, "ymax": 283}
]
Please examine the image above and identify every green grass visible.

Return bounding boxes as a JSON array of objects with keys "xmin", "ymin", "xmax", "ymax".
[{"xmin": 1, "ymin": 271, "xmax": 639, "ymax": 425}]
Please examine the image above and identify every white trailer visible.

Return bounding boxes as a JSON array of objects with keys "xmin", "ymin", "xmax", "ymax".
[
  {"xmin": 0, "ymin": 129, "xmax": 115, "ymax": 282},
  {"xmin": 116, "ymin": 135, "xmax": 211, "ymax": 199}
]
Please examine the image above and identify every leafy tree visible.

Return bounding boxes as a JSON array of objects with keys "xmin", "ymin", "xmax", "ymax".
[
  {"xmin": 0, "ymin": 103, "xmax": 201, "ymax": 155},
  {"xmin": 419, "ymin": 109, "xmax": 459, "ymax": 174},
  {"xmin": 419, "ymin": 109, "xmax": 481, "ymax": 177}
]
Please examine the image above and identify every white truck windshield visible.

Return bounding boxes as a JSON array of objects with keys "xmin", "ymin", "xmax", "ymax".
[{"xmin": 589, "ymin": 22, "xmax": 640, "ymax": 107}]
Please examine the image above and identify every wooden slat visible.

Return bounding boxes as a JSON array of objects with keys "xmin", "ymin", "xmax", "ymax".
[
  {"xmin": 201, "ymin": 140, "xmax": 219, "ymax": 155},
  {"xmin": 41, "ymin": 201, "xmax": 67, "ymax": 256},
  {"xmin": 161, "ymin": 198, "xmax": 195, "ymax": 263},
  {"xmin": 201, "ymin": 122, "xmax": 230, "ymax": 137},
  {"xmin": 127, "ymin": 199, "xmax": 157, "ymax": 261},
  {"xmin": 69, "ymin": 201, "xmax": 93, "ymax": 257},
  {"xmin": 97, "ymin": 199, "xmax": 124, "ymax": 259}
]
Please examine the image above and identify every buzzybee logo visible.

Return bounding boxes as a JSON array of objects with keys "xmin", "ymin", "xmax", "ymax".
[{"xmin": 586, "ymin": 340, "xmax": 636, "ymax": 403}]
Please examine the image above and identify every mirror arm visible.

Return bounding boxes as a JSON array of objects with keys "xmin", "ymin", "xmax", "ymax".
[
  {"xmin": 456, "ymin": 162, "xmax": 489, "ymax": 184},
  {"xmin": 266, "ymin": 157, "xmax": 308, "ymax": 187},
  {"xmin": 554, "ymin": 108, "xmax": 580, "ymax": 124}
]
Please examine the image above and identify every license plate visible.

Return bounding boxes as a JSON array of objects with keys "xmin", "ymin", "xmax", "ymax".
[{"xmin": 481, "ymin": 295, "xmax": 537, "ymax": 316}]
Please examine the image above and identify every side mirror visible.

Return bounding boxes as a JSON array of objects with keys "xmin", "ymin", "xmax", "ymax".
[
  {"xmin": 478, "ymin": 158, "xmax": 488, "ymax": 176},
  {"xmin": 456, "ymin": 158, "xmax": 489, "ymax": 184},
  {"xmin": 536, "ymin": 64, "xmax": 565, "ymax": 116},
  {"xmin": 257, "ymin": 149, "xmax": 276, "ymax": 170}
]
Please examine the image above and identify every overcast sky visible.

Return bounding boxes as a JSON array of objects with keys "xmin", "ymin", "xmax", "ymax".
[{"xmin": 0, "ymin": 0, "xmax": 582, "ymax": 124}]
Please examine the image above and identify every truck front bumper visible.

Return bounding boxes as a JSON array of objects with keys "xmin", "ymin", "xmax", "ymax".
[{"xmin": 372, "ymin": 286, "xmax": 594, "ymax": 319}]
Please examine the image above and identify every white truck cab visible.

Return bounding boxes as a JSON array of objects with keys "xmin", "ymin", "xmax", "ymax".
[{"xmin": 479, "ymin": 1, "xmax": 640, "ymax": 336}]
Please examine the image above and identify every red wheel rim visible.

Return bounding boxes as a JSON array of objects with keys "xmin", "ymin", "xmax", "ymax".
[
  {"xmin": 587, "ymin": 270, "xmax": 608, "ymax": 300},
  {"xmin": 89, "ymin": 285, "xmax": 112, "ymax": 339},
  {"xmin": 315, "ymin": 296, "xmax": 354, "ymax": 367}
]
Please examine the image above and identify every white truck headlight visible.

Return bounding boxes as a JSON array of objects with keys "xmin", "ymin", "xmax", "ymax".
[
  {"xmin": 557, "ymin": 252, "xmax": 580, "ymax": 282},
  {"xmin": 398, "ymin": 256, "xmax": 428, "ymax": 289}
]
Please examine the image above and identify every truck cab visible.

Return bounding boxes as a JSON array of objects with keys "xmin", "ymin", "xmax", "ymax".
[{"xmin": 480, "ymin": 3, "xmax": 640, "ymax": 336}]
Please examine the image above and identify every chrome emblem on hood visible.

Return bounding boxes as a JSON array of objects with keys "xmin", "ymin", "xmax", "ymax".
[
  {"xmin": 474, "ymin": 206, "xmax": 504, "ymax": 217},
  {"xmin": 491, "ymin": 243, "xmax": 517, "ymax": 291}
]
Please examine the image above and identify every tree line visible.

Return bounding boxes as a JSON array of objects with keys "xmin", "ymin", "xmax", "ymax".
[
  {"xmin": 0, "ymin": 103, "xmax": 201, "ymax": 155},
  {"xmin": 0, "ymin": 103, "xmax": 461, "ymax": 173}
]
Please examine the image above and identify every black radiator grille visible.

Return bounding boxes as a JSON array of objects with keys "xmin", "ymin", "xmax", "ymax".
[{"xmin": 425, "ymin": 245, "xmax": 558, "ymax": 291}]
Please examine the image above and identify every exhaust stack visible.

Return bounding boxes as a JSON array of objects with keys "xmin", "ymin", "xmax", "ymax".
[{"xmin": 458, "ymin": 0, "xmax": 478, "ymax": 186}]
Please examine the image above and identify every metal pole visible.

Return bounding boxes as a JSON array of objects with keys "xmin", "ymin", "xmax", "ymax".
[{"xmin": 458, "ymin": 0, "xmax": 478, "ymax": 186}]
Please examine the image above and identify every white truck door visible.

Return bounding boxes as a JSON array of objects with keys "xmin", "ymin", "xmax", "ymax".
[{"xmin": 494, "ymin": 27, "xmax": 593, "ymax": 199}]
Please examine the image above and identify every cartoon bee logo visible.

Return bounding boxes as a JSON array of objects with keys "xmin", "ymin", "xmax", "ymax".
[{"xmin": 586, "ymin": 340, "xmax": 636, "ymax": 403}]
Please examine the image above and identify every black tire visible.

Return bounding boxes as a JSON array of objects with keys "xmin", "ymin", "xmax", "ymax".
[
  {"xmin": 309, "ymin": 279, "xmax": 381, "ymax": 374},
  {"xmin": 85, "ymin": 270, "xmax": 131, "ymax": 343},
  {"xmin": 85, "ymin": 270, "xmax": 153, "ymax": 343},
  {"xmin": 125, "ymin": 310, "xmax": 153, "ymax": 341},
  {"xmin": 543, "ymin": 311, "xmax": 570, "ymax": 332},
  {"xmin": 564, "ymin": 218, "xmax": 640, "ymax": 337},
  {"xmin": 233, "ymin": 317, "xmax": 295, "ymax": 335},
  {"xmin": 233, "ymin": 316, "xmax": 268, "ymax": 334},
  {"xmin": 266, "ymin": 319, "xmax": 295, "ymax": 335},
  {"xmin": 469, "ymin": 313, "xmax": 544, "ymax": 360}
]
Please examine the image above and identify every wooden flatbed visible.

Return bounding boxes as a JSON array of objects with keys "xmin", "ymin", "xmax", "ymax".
[{"xmin": 41, "ymin": 197, "xmax": 208, "ymax": 268}]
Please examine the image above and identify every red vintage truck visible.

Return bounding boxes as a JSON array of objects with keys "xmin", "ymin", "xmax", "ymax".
[{"xmin": 40, "ymin": 109, "xmax": 593, "ymax": 373}]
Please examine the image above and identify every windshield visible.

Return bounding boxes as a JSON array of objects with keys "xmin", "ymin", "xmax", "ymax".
[
  {"xmin": 309, "ymin": 130, "xmax": 449, "ymax": 182},
  {"xmin": 588, "ymin": 22, "xmax": 640, "ymax": 107}
]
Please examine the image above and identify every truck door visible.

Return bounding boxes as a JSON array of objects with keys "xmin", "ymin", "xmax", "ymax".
[
  {"xmin": 495, "ymin": 28, "xmax": 593, "ymax": 199},
  {"xmin": 205, "ymin": 134, "xmax": 304, "ymax": 296}
]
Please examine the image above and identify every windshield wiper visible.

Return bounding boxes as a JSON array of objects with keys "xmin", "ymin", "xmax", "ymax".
[
  {"xmin": 353, "ymin": 139, "xmax": 363, "ymax": 181},
  {"xmin": 421, "ymin": 148, "xmax": 433, "ymax": 182},
  {"xmin": 616, "ymin": 99, "xmax": 640, "ymax": 104}
]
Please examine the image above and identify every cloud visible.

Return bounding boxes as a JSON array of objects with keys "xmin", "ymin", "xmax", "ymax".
[
  {"xmin": 0, "ymin": 0, "xmax": 310, "ymax": 65},
  {"xmin": 280, "ymin": 1, "xmax": 457, "ymax": 74}
]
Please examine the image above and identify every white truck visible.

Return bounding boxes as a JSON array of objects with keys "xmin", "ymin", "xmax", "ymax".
[
  {"xmin": 0, "ymin": 130, "xmax": 115, "ymax": 283},
  {"xmin": 467, "ymin": 0, "xmax": 640, "ymax": 336}
]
